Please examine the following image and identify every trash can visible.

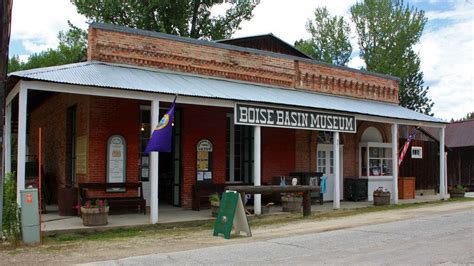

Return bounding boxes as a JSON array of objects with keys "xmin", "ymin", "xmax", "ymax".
[{"xmin": 20, "ymin": 189, "xmax": 40, "ymax": 244}]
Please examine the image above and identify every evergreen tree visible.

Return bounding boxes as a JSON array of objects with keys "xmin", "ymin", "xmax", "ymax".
[
  {"xmin": 295, "ymin": 7, "xmax": 352, "ymax": 65},
  {"xmin": 351, "ymin": 0, "xmax": 433, "ymax": 114}
]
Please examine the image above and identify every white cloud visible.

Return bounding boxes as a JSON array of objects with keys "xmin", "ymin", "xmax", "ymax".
[
  {"xmin": 8, "ymin": 0, "xmax": 472, "ymax": 120},
  {"xmin": 348, "ymin": 56, "xmax": 365, "ymax": 69},
  {"xmin": 416, "ymin": 1, "xmax": 474, "ymax": 120},
  {"xmin": 10, "ymin": 0, "xmax": 87, "ymax": 53},
  {"xmin": 234, "ymin": 0, "xmax": 357, "ymax": 44}
]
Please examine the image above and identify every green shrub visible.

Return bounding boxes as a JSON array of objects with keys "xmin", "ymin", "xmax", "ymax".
[
  {"xmin": 449, "ymin": 185, "xmax": 466, "ymax": 194},
  {"xmin": 209, "ymin": 193, "xmax": 220, "ymax": 203},
  {"xmin": 2, "ymin": 172, "xmax": 21, "ymax": 243}
]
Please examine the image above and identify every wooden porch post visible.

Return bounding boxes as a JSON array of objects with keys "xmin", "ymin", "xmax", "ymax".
[
  {"xmin": 333, "ymin": 131, "xmax": 340, "ymax": 209},
  {"xmin": 439, "ymin": 127, "xmax": 446, "ymax": 200},
  {"xmin": 16, "ymin": 87, "xmax": 27, "ymax": 206},
  {"xmin": 392, "ymin": 123, "xmax": 399, "ymax": 204},
  {"xmin": 150, "ymin": 99, "xmax": 160, "ymax": 223},
  {"xmin": 253, "ymin": 125, "xmax": 261, "ymax": 215}
]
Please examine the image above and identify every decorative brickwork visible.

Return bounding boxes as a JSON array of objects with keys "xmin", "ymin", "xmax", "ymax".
[{"xmin": 87, "ymin": 25, "xmax": 399, "ymax": 104}]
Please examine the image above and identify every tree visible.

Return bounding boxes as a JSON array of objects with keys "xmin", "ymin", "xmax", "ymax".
[
  {"xmin": 71, "ymin": 0, "xmax": 257, "ymax": 40},
  {"xmin": 8, "ymin": 22, "xmax": 87, "ymax": 72},
  {"xmin": 295, "ymin": 7, "xmax": 352, "ymax": 65},
  {"xmin": 351, "ymin": 0, "xmax": 433, "ymax": 114}
]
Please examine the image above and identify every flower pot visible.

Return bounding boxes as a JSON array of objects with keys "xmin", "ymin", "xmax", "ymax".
[
  {"xmin": 81, "ymin": 207, "xmax": 109, "ymax": 226},
  {"xmin": 210, "ymin": 201, "xmax": 220, "ymax": 217},
  {"xmin": 281, "ymin": 197, "xmax": 302, "ymax": 212},
  {"xmin": 373, "ymin": 192, "xmax": 391, "ymax": 206},
  {"xmin": 449, "ymin": 192, "xmax": 465, "ymax": 198}
]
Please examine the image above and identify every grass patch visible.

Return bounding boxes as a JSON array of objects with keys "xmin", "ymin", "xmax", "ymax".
[{"xmin": 4, "ymin": 197, "xmax": 473, "ymax": 249}]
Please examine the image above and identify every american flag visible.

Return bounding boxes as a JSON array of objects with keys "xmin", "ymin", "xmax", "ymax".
[{"xmin": 399, "ymin": 130, "xmax": 417, "ymax": 167}]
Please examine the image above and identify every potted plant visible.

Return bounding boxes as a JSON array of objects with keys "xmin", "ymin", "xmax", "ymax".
[
  {"xmin": 209, "ymin": 193, "xmax": 220, "ymax": 217},
  {"xmin": 449, "ymin": 185, "xmax": 466, "ymax": 198},
  {"xmin": 281, "ymin": 193, "xmax": 303, "ymax": 212},
  {"xmin": 373, "ymin": 187, "xmax": 391, "ymax": 206},
  {"xmin": 80, "ymin": 199, "xmax": 109, "ymax": 226}
]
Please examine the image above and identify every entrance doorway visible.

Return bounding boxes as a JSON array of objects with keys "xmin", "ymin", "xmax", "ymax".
[
  {"xmin": 139, "ymin": 106, "xmax": 182, "ymax": 207},
  {"xmin": 317, "ymin": 144, "xmax": 343, "ymax": 201}
]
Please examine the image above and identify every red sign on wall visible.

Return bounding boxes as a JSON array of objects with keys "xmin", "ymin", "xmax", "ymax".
[{"xmin": 26, "ymin": 193, "xmax": 32, "ymax": 204}]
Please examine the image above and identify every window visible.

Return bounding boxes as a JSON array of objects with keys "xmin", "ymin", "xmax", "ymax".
[
  {"xmin": 359, "ymin": 127, "xmax": 393, "ymax": 178},
  {"xmin": 226, "ymin": 114, "xmax": 253, "ymax": 183},
  {"xmin": 65, "ymin": 105, "xmax": 77, "ymax": 186},
  {"xmin": 139, "ymin": 106, "xmax": 151, "ymax": 181},
  {"xmin": 411, "ymin": 146, "xmax": 422, "ymax": 159}
]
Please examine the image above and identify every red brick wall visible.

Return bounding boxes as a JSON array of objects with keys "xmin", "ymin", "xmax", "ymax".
[
  {"xmin": 261, "ymin": 127, "xmax": 296, "ymax": 184},
  {"xmin": 180, "ymin": 105, "xmax": 228, "ymax": 209},
  {"xmin": 87, "ymin": 26, "xmax": 399, "ymax": 104},
  {"xmin": 29, "ymin": 93, "xmax": 90, "ymax": 199},
  {"xmin": 86, "ymin": 97, "xmax": 140, "ymax": 198}
]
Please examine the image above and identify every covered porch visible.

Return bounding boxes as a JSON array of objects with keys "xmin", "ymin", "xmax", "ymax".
[{"xmin": 5, "ymin": 61, "xmax": 448, "ymax": 226}]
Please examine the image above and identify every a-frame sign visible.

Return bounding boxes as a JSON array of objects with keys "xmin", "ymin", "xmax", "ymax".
[{"xmin": 213, "ymin": 191, "xmax": 252, "ymax": 239}]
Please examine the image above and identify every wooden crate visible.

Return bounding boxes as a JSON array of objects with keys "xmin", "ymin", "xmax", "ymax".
[{"xmin": 398, "ymin": 177, "xmax": 416, "ymax": 199}]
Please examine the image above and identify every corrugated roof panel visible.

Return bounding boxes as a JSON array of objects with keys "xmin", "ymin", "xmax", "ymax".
[{"xmin": 9, "ymin": 61, "xmax": 444, "ymax": 124}]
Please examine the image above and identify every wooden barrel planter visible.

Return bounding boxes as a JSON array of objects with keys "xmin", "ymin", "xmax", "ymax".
[
  {"xmin": 373, "ymin": 191, "xmax": 391, "ymax": 206},
  {"xmin": 81, "ymin": 207, "xmax": 109, "ymax": 226},
  {"xmin": 281, "ymin": 197, "xmax": 303, "ymax": 212},
  {"xmin": 210, "ymin": 201, "xmax": 220, "ymax": 217}
]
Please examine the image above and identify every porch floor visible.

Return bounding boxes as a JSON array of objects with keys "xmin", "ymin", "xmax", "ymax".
[{"xmin": 42, "ymin": 195, "xmax": 441, "ymax": 235}]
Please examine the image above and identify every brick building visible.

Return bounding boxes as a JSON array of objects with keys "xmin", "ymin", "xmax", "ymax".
[{"xmin": 5, "ymin": 23, "xmax": 447, "ymax": 223}]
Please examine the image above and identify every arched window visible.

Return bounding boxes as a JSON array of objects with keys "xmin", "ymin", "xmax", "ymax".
[{"xmin": 360, "ymin": 127, "xmax": 383, "ymax": 143}]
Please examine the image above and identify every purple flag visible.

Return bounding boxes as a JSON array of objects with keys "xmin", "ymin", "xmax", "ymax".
[{"xmin": 145, "ymin": 98, "xmax": 176, "ymax": 153}]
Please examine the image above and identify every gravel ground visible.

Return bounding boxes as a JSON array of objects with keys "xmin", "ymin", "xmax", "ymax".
[{"xmin": 1, "ymin": 201, "xmax": 472, "ymax": 265}]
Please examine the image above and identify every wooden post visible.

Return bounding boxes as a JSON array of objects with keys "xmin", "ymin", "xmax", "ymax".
[
  {"xmin": 303, "ymin": 191, "xmax": 311, "ymax": 217},
  {"xmin": 392, "ymin": 123, "xmax": 399, "ymax": 204},
  {"xmin": 253, "ymin": 126, "xmax": 261, "ymax": 215},
  {"xmin": 439, "ymin": 127, "xmax": 446, "ymax": 200},
  {"xmin": 150, "ymin": 99, "xmax": 160, "ymax": 224},
  {"xmin": 38, "ymin": 127, "xmax": 42, "ymax": 242},
  {"xmin": 333, "ymin": 131, "xmax": 340, "ymax": 209},
  {"xmin": 17, "ymin": 87, "xmax": 28, "ymax": 206}
]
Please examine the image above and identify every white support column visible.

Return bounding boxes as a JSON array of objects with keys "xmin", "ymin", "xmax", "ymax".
[
  {"xmin": 439, "ymin": 127, "xmax": 446, "ymax": 200},
  {"xmin": 17, "ymin": 88, "xmax": 28, "ymax": 206},
  {"xmin": 333, "ymin": 132, "xmax": 340, "ymax": 209},
  {"xmin": 253, "ymin": 126, "xmax": 261, "ymax": 215},
  {"xmin": 391, "ymin": 123, "xmax": 399, "ymax": 204},
  {"xmin": 150, "ymin": 100, "xmax": 160, "ymax": 223},
  {"xmin": 4, "ymin": 103, "xmax": 12, "ymax": 174}
]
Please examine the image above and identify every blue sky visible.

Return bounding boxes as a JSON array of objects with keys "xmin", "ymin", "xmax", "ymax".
[{"xmin": 8, "ymin": 0, "xmax": 473, "ymax": 120}]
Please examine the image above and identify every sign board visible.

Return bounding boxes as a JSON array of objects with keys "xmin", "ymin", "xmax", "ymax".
[
  {"xmin": 197, "ymin": 139, "xmax": 213, "ymax": 182},
  {"xmin": 107, "ymin": 135, "xmax": 127, "ymax": 192},
  {"xmin": 75, "ymin": 135, "xmax": 88, "ymax": 175},
  {"xmin": 235, "ymin": 103, "xmax": 356, "ymax": 133},
  {"xmin": 213, "ymin": 191, "xmax": 252, "ymax": 239}
]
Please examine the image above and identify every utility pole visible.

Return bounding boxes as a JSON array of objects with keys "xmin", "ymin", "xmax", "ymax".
[{"xmin": 0, "ymin": 0, "xmax": 14, "ymax": 237}]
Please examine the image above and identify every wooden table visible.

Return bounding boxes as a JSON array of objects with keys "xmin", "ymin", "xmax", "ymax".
[{"xmin": 225, "ymin": 185, "xmax": 320, "ymax": 216}]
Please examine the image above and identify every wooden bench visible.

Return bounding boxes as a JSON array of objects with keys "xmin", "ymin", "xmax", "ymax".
[
  {"xmin": 78, "ymin": 182, "xmax": 146, "ymax": 214},
  {"xmin": 192, "ymin": 183, "xmax": 228, "ymax": 211}
]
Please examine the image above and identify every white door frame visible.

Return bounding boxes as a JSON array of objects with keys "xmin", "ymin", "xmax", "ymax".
[{"xmin": 317, "ymin": 144, "xmax": 343, "ymax": 201}]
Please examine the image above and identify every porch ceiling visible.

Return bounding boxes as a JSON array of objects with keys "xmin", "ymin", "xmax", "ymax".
[{"xmin": 8, "ymin": 61, "xmax": 445, "ymax": 124}]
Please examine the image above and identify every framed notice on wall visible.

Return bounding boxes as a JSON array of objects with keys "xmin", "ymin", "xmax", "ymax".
[
  {"xmin": 75, "ymin": 135, "xmax": 88, "ymax": 175},
  {"xmin": 196, "ymin": 139, "xmax": 213, "ymax": 182},
  {"xmin": 107, "ymin": 135, "xmax": 127, "ymax": 192}
]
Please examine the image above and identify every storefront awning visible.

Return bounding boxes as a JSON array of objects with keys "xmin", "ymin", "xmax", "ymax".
[{"xmin": 9, "ymin": 61, "xmax": 445, "ymax": 124}]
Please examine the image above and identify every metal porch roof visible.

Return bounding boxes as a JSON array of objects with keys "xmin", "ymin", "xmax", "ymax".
[{"xmin": 8, "ymin": 61, "xmax": 444, "ymax": 124}]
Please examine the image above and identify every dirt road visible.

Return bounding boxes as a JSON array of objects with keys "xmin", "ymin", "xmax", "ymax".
[{"xmin": 1, "ymin": 201, "xmax": 472, "ymax": 265}]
